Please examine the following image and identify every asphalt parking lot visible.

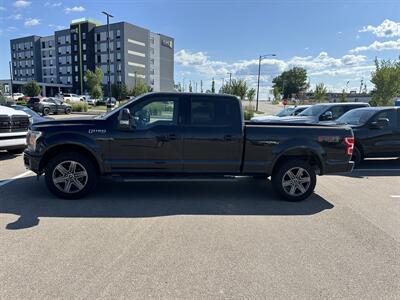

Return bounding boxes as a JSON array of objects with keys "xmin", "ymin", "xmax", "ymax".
[{"xmin": 0, "ymin": 112, "xmax": 399, "ymax": 299}]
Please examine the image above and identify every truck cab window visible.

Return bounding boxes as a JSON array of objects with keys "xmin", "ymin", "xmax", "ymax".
[
  {"xmin": 190, "ymin": 98, "xmax": 239, "ymax": 126},
  {"xmin": 131, "ymin": 99, "xmax": 178, "ymax": 129}
]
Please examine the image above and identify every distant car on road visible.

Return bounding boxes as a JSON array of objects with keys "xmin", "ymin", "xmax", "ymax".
[
  {"xmin": 253, "ymin": 102, "xmax": 370, "ymax": 124},
  {"xmin": 27, "ymin": 97, "xmax": 72, "ymax": 115},
  {"xmin": 13, "ymin": 105, "xmax": 53, "ymax": 123},
  {"xmin": 97, "ymin": 97, "xmax": 117, "ymax": 107},
  {"xmin": 251, "ymin": 105, "xmax": 311, "ymax": 122},
  {"xmin": 333, "ymin": 107, "xmax": 400, "ymax": 165},
  {"xmin": 62, "ymin": 93, "xmax": 84, "ymax": 103}
]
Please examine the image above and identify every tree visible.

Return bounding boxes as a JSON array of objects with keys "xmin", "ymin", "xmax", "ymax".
[
  {"xmin": 86, "ymin": 68, "xmax": 103, "ymax": 100},
  {"xmin": 189, "ymin": 81, "xmax": 193, "ymax": 92},
  {"xmin": 370, "ymin": 57, "xmax": 400, "ymax": 106},
  {"xmin": 211, "ymin": 78, "xmax": 215, "ymax": 93},
  {"xmin": 130, "ymin": 80, "xmax": 150, "ymax": 97},
  {"xmin": 219, "ymin": 79, "xmax": 248, "ymax": 100},
  {"xmin": 314, "ymin": 83, "xmax": 327, "ymax": 102},
  {"xmin": 339, "ymin": 89, "xmax": 347, "ymax": 102},
  {"xmin": 111, "ymin": 83, "xmax": 128, "ymax": 100},
  {"xmin": 247, "ymin": 88, "xmax": 256, "ymax": 103},
  {"xmin": 272, "ymin": 86, "xmax": 281, "ymax": 102},
  {"xmin": 22, "ymin": 80, "xmax": 41, "ymax": 97},
  {"xmin": 272, "ymin": 67, "xmax": 309, "ymax": 99}
]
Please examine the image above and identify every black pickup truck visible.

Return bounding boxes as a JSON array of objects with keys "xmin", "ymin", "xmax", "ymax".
[{"xmin": 24, "ymin": 93, "xmax": 354, "ymax": 201}]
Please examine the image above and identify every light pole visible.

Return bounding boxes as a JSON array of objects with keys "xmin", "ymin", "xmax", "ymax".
[
  {"xmin": 256, "ymin": 53, "xmax": 276, "ymax": 111},
  {"xmin": 102, "ymin": 11, "xmax": 114, "ymax": 112},
  {"xmin": 227, "ymin": 72, "xmax": 232, "ymax": 86}
]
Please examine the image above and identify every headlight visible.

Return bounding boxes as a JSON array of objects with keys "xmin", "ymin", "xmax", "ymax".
[{"xmin": 27, "ymin": 130, "xmax": 42, "ymax": 151}]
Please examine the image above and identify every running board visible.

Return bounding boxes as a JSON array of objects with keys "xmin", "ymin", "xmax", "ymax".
[{"xmin": 107, "ymin": 175, "xmax": 251, "ymax": 183}]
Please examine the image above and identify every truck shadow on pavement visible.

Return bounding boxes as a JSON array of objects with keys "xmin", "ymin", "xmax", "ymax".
[{"xmin": 1, "ymin": 177, "xmax": 333, "ymax": 230}]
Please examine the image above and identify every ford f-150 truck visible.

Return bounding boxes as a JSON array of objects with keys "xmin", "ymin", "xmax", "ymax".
[{"xmin": 24, "ymin": 93, "xmax": 355, "ymax": 201}]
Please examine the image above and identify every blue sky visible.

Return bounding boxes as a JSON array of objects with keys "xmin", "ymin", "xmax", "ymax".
[{"xmin": 0, "ymin": 0, "xmax": 399, "ymax": 98}]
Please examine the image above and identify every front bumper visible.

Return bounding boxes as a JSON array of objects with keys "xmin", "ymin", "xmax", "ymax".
[
  {"xmin": 23, "ymin": 151, "xmax": 42, "ymax": 174},
  {"xmin": 0, "ymin": 136, "xmax": 26, "ymax": 150}
]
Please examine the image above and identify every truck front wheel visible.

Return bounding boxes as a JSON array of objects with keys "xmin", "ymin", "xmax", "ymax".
[
  {"xmin": 44, "ymin": 152, "xmax": 97, "ymax": 199},
  {"xmin": 272, "ymin": 159, "xmax": 316, "ymax": 202}
]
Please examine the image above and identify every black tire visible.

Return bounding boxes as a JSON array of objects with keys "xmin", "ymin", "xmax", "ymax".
[
  {"xmin": 44, "ymin": 152, "xmax": 97, "ymax": 199},
  {"xmin": 352, "ymin": 147, "xmax": 363, "ymax": 167},
  {"xmin": 272, "ymin": 159, "xmax": 317, "ymax": 202},
  {"xmin": 7, "ymin": 148, "xmax": 24, "ymax": 155},
  {"xmin": 65, "ymin": 107, "xmax": 72, "ymax": 114},
  {"xmin": 43, "ymin": 107, "xmax": 50, "ymax": 116}
]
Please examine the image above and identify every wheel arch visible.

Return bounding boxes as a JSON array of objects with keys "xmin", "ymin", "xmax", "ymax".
[
  {"xmin": 39, "ymin": 143, "xmax": 103, "ymax": 174},
  {"xmin": 271, "ymin": 147, "xmax": 324, "ymax": 176}
]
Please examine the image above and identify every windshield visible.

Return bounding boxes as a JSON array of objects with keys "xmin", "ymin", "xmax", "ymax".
[
  {"xmin": 299, "ymin": 105, "xmax": 327, "ymax": 117},
  {"xmin": 276, "ymin": 107, "xmax": 296, "ymax": 117},
  {"xmin": 336, "ymin": 109, "xmax": 376, "ymax": 125},
  {"xmin": 15, "ymin": 105, "xmax": 41, "ymax": 118}
]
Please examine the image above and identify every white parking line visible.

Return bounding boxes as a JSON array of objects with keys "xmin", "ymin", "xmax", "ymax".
[
  {"xmin": 0, "ymin": 171, "xmax": 33, "ymax": 188},
  {"xmin": 390, "ymin": 195, "xmax": 400, "ymax": 198}
]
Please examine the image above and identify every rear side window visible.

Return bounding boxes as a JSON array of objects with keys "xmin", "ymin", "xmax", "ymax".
[
  {"xmin": 329, "ymin": 106, "xmax": 345, "ymax": 120},
  {"xmin": 371, "ymin": 110, "xmax": 397, "ymax": 127},
  {"xmin": 190, "ymin": 97, "xmax": 240, "ymax": 126}
]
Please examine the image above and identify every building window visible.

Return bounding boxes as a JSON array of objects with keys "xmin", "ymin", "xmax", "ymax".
[
  {"xmin": 50, "ymin": 59, "xmax": 53, "ymax": 66},
  {"xmin": 74, "ymin": 55, "xmax": 78, "ymax": 62},
  {"xmin": 83, "ymin": 54, "xmax": 87, "ymax": 61},
  {"xmin": 74, "ymin": 65, "xmax": 78, "ymax": 72},
  {"xmin": 83, "ymin": 65, "xmax": 87, "ymax": 71},
  {"xmin": 75, "ymin": 76, "xmax": 78, "ymax": 82},
  {"xmin": 82, "ymin": 32, "xmax": 86, "ymax": 40},
  {"xmin": 150, "ymin": 37, "xmax": 154, "ymax": 45},
  {"xmin": 150, "ymin": 58, "xmax": 154, "ymax": 65},
  {"xmin": 82, "ymin": 43, "xmax": 86, "ymax": 51},
  {"xmin": 74, "ymin": 44, "xmax": 78, "ymax": 51},
  {"xmin": 116, "ymin": 52, "xmax": 121, "ymax": 61},
  {"xmin": 116, "ymin": 29, "xmax": 121, "ymax": 38},
  {"xmin": 96, "ymin": 33, "xmax": 101, "ymax": 42},
  {"xmin": 116, "ymin": 41, "xmax": 121, "ymax": 50}
]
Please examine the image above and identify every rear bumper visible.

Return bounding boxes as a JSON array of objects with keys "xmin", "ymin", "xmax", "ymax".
[
  {"xmin": 324, "ymin": 160, "xmax": 354, "ymax": 174},
  {"xmin": 23, "ymin": 151, "xmax": 42, "ymax": 174}
]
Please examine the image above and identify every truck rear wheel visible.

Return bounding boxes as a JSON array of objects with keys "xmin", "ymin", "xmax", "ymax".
[
  {"xmin": 272, "ymin": 159, "xmax": 316, "ymax": 202},
  {"xmin": 44, "ymin": 152, "xmax": 97, "ymax": 199}
]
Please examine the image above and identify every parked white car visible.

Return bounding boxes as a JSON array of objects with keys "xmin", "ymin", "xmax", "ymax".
[
  {"xmin": 81, "ymin": 95, "xmax": 98, "ymax": 105},
  {"xmin": 62, "ymin": 93, "xmax": 84, "ymax": 103},
  {"xmin": 0, "ymin": 105, "xmax": 30, "ymax": 154}
]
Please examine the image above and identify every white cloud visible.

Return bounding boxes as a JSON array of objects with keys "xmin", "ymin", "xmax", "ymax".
[
  {"xmin": 0, "ymin": 6, "xmax": 6, "ymax": 10},
  {"xmin": 360, "ymin": 19, "xmax": 400, "ymax": 37},
  {"xmin": 64, "ymin": 6, "xmax": 85, "ymax": 14},
  {"xmin": 24, "ymin": 18, "xmax": 40, "ymax": 27},
  {"xmin": 45, "ymin": 2, "xmax": 62, "ymax": 7},
  {"xmin": 13, "ymin": 0, "xmax": 31, "ymax": 8},
  {"xmin": 8, "ymin": 14, "xmax": 22, "ymax": 20},
  {"xmin": 175, "ymin": 50, "xmax": 373, "ymax": 93},
  {"xmin": 350, "ymin": 39, "xmax": 400, "ymax": 53}
]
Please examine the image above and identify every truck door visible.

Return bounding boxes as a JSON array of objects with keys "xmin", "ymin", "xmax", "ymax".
[
  {"xmin": 365, "ymin": 109, "xmax": 400, "ymax": 156},
  {"xmin": 182, "ymin": 96, "xmax": 243, "ymax": 173},
  {"xmin": 108, "ymin": 95, "xmax": 184, "ymax": 172}
]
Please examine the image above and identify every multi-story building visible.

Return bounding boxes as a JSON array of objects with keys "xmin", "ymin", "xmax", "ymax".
[{"xmin": 9, "ymin": 18, "xmax": 174, "ymax": 96}]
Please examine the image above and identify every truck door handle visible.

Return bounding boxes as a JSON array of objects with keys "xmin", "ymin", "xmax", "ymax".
[
  {"xmin": 168, "ymin": 134, "xmax": 177, "ymax": 140},
  {"xmin": 224, "ymin": 135, "xmax": 233, "ymax": 141}
]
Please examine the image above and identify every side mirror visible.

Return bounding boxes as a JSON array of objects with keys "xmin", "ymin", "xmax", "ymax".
[
  {"xmin": 321, "ymin": 111, "xmax": 333, "ymax": 121},
  {"xmin": 118, "ymin": 108, "xmax": 133, "ymax": 130},
  {"xmin": 370, "ymin": 118, "xmax": 389, "ymax": 129}
]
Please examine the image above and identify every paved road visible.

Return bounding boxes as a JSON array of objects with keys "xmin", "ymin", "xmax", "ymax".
[{"xmin": 0, "ymin": 152, "xmax": 399, "ymax": 299}]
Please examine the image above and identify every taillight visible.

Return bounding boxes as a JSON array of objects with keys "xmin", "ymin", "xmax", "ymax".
[{"xmin": 344, "ymin": 137, "xmax": 354, "ymax": 156}]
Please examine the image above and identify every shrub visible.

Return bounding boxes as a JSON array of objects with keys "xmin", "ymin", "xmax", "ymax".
[
  {"xmin": 70, "ymin": 102, "xmax": 88, "ymax": 112},
  {"xmin": 243, "ymin": 105, "xmax": 255, "ymax": 120}
]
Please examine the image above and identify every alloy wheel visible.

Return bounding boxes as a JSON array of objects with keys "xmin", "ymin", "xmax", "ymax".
[
  {"xmin": 52, "ymin": 160, "xmax": 88, "ymax": 194},
  {"xmin": 281, "ymin": 167, "xmax": 311, "ymax": 196}
]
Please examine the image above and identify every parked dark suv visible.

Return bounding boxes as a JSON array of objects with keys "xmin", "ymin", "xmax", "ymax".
[{"xmin": 27, "ymin": 97, "xmax": 72, "ymax": 115}]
